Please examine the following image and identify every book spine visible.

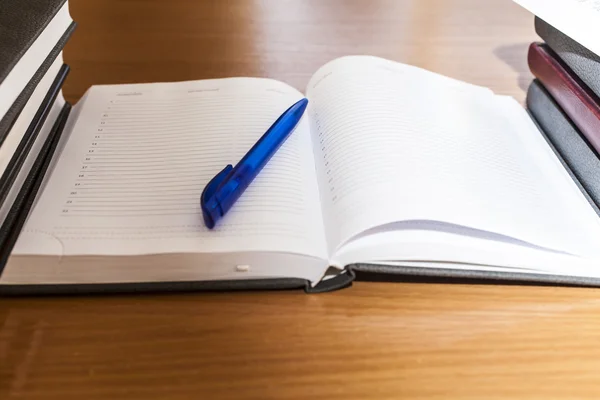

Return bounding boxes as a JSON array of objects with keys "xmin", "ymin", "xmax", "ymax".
[
  {"xmin": 304, "ymin": 269, "xmax": 355, "ymax": 293},
  {"xmin": 528, "ymin": 42, "xmax": 600, "ymax": 156}
]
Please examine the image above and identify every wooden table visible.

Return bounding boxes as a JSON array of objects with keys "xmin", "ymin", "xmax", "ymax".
[{"xmin": 4, "ymin": 0, "xmax": 600, "ymax": 398}]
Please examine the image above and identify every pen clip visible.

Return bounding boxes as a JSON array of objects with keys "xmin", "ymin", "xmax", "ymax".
[{"xmin": 201, "ymin": 164, "xmax": 233, "ymax": 229}]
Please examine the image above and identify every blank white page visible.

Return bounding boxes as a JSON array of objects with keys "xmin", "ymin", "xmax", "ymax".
[
  {"xmin": 306, "ymin": 56, "xmax": 600, "ymax": 258},
  {"xmin": 14, "ymin": 77, "xmax": 327, "ymax": 260}
]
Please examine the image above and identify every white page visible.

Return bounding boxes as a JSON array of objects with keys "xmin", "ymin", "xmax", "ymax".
[
  {"xmin": 306, "ymin": 56, "xmax": 600, "ymax": 260},
  {"xmin": 514, "ymin": 0, "xmax": 600, "ymax": 57},
  {"xmin": 333, "ymin": 225, "xmax": 600, "ymax": 278},
  {"xmin": 13, "ymin": 77, "xmax": 328, "ymax": 260}
]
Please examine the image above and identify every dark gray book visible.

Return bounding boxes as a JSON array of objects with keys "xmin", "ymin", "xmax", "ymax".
[
  {"xmin": 0, "ymin": 0, "xmax": 73, "ymax": 126},
  {"xmin": 0, "ymin": 23, "xmax": 76, "ymax": 148},
  {"xmin": 535, "ymin": 17, "xmax": 600, "ymax": 98},
  {"xmin": 526, "ymin": 79, "xmax": 600, "ymax": 212}
]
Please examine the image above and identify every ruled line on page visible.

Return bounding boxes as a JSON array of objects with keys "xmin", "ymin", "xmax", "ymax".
[{"xmin": 18, "ymin": 80, "xmax": 328, "ymax": 259}]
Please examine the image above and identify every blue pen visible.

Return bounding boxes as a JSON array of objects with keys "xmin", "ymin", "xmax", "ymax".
[{"xmin": 201, "ymin": 98, "xmax": 309, "ymax": 229}]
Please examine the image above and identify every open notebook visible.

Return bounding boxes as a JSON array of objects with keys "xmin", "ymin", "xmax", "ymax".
[{"xmin": 3, "ymin": 55, "xmax": 600, "ymax": 293}]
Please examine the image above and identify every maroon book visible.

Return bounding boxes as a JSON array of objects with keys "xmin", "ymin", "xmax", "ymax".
[{"xmin": 528, "ymin": 42, "xmax": 600, "ymax": 155}]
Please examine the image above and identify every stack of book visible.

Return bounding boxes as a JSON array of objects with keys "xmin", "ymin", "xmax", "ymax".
[
  {"xmin": 526, "ymin": 17, "xmax": 600, "ymax": 209},
  {"xmin": 0, "ymin": 0, "xmax": 74, "ymax": 259},
  {"xmin": 516, "ymin": 1, "xmax": 600, "ymax": 211}
]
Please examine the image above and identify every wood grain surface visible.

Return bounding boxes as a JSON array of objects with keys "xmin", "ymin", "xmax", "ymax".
[{"xmin": 4, "ymin": 0, "xmax": 600, "ymax": 399}]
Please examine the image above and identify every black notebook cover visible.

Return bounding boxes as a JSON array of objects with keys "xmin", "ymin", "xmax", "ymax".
[
  {"xmin": 0, "ymin": 0, "xmax": 68, "ymax": 84},
  {"xmin": 0, "ymin": 22, "xmax": 76, "ymax": 148}
]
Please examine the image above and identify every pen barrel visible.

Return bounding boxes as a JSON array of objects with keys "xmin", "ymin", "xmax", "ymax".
[
  {"xmin": 236, "ymin": 99, "xmax": 308, "ymax": 174},
  {"xmin": 221, "ymin": 99, "xmax": 308, "ymax": 212},
  {"xmin": 204, "ymin": 98, "xmax": 308, "ymax": 227}
]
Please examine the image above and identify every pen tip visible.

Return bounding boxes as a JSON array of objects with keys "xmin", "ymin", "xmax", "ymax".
[{"xmin": 295, "ymin": 98, "xmax": 309, "ymax": 114}]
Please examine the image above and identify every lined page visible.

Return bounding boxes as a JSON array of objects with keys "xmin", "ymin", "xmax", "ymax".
[
  {"xmin": 306, "ymin": 56, "xmax": 600, "ymax": 258},
  {"xmin": 14, "ymin": 78, "xmax": 327, "ymax": 259}
]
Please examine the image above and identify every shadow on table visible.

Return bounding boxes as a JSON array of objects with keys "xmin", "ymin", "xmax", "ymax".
[{"xmin": 493, "ymin": 42, "xmax": 533, "ymax": 93}]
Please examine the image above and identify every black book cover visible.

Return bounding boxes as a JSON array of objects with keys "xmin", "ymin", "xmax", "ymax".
[
  {"xmin": 0, "ymin": 0, "xmax": 68, "ymax": 84},
  {"xmin": 0, "ymin": 22, "xmax": 76, "ymax": 147}
]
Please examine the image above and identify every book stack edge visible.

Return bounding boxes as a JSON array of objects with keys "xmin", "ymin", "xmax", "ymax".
[
  {"xmin": 0, "ymin": 0, "xmax": 75, "ymax": 262},
  {"xmin": 526, "ymin": 16, "xmax": 600, "ymax": 212}
]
